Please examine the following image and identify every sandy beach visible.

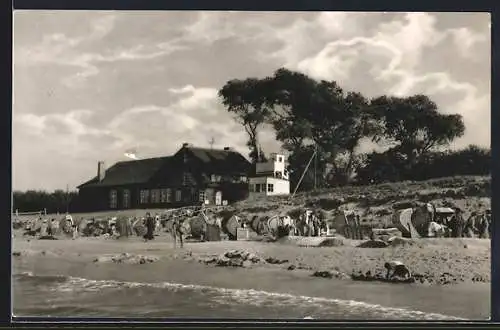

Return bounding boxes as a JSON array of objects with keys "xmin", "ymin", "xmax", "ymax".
[{"xmin": 12, "ymin": 233, "xmax": 490, "ymax": 320}]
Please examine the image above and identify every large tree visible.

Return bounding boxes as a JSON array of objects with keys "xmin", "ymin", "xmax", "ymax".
[
  {"xmin": 218, "ymin": 77, "xmax": 273, "ymax": 163},
  {"xmin": 264, "ymin": 68, "xmax": 381, "ymax": 186},
  {"xmin": 370, "ymin": 94, "xmax": 465, "ymax": 165}
]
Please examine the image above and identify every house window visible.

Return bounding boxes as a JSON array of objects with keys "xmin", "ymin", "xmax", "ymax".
[
  {"xmin": 240, "ymin": 176, "xmax": 247, "ymax": 183},
  {"xmin": 199, "ymin": 190, "xmax": 206, "ymax": 203},
  {"xmin": 249, "ymin": 184, "xmax": 254, "ymax": 192},
  {"xmin": 268, "ymin": 184, "xmax": 274, "ymax": 193},
  {"xmin": 166, "ymin": 188, "xmax": 172, "ymax": 203},
  {"xmin": 211, "ymin": 174, "xmax": 221, "ymax": 183},
  {"xmin": 255, "ymin": 184, "xmax": 261, "ymax": 193},
  {"xmin": 182, "ymin": 172, "xmax": 189, "ymax": 186},
  {"xmin": 275, "ymin": 172, "xmax": 282, "ymax": 179},
  {"xmin": 151, "ymin": 189, "xmax": 160, "ymax": 203},
  {"xmin": 160, "ymin": 189, "xmax": 168, "ymax": 203},
  {"xmin": 109, "ymin": 190, "xmax": 118, "ymax": 209},
  {"xmin": 278, "ymin": 156, "xmax": 282, "ymax": 162},
  {"xmin": 175, "ymin": 190, "xmax": 182, "ymax": 202},
  {"xmin": 261, "ymin": 184, "xmax": 267, "ymax": 192},
  {"xmin": 122, "ymin": 189, "xmax": 130, "ymax": 208},
  {"xmin": 140, "ymin": 189, "xmax": 149, "ymax": 204},
  {"xmin": 190, "ymin": 188, "xmax": 197, "ymax": 202}
]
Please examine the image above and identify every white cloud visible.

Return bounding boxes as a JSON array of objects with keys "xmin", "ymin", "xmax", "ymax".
[
  {"xmin": 375, "ymin": 13, "xmax": 443, "ymax": 69},
  {"xmin": 15, "ymin": 14, "xmax": 189, "ymax": 88},
  {"xmin": 447, "ymin": 27, "xmax": 489, "ymax": 59},
  {"xmin": 15, "ymin": 14, "xmax": 117, "ymax": 67},
  {"xmin": 14, "ymin": 109, "xmax": 108, "ymax": 141},
  {"xmin": 168, "ymin": 85, "xmax": 197, "ymax": 94},
  {"xmin": 175, "ymin": 87, "xmax": 218, "ymax": 110},
  {"xmin": 184, "ymin": 12, "xmax": 237, "ymax": 44}
]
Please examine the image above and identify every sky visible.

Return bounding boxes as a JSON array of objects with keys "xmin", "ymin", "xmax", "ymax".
[{"xmin": 13, "ymin": 11, "xmax": 491, "ymax": 191}]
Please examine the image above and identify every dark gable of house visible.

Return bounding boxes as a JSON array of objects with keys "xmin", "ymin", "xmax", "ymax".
[
  {"xmin": 174, "ymin": 146, "xmax": 252, "ymax": 184},
  {"xmin": 77, "ymin": 145, "xmax": 252, "ymax": 211}
]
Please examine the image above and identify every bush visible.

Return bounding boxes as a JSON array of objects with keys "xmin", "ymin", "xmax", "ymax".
[{"xmin": 356, "ymin": 145, "xmax": 490, "ymax": 184}]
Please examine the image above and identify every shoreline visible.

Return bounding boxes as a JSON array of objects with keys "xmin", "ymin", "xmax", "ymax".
[{"xmin": 12, "ymin": 236, "xmax": 491, "ymax": 319}]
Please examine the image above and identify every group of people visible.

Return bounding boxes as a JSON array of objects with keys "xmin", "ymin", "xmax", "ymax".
[
  {"xmin": 294, "ymin": 210, "xmax": 329, "ymax": 237},
  {"xmin": 433, "ymin": 209, "xmax": 491, "ymax": 239},
  {"xmin": 142, "ymin": 212, "xmax": 185, "ymax": 248}
]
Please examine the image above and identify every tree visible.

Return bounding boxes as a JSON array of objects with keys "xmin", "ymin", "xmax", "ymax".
[
  {"xmin": 265, "ymin": 68, "xmax": 381, "ymax": 186},
  {"xmin": 13, "ymin": 189, "xmax": 80, "ymax": 214},
  {"xmin": 356, "ymin": 150, "xmax": 407, "ymax": 184},
  {"xmin": 218, "ymin": 77, "xmax": 273, "ymax": 163},
  {"xmin": 370, "ymin": 94, "xmax": 465, "ymax": 166},
  {"xmin": 287, "ymin": 144, "xmax": 329, "ymax": 192}
]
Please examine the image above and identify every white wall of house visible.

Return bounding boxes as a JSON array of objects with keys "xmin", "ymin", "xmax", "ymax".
[
  {"xmin": 255, "ymin": 153, "xmax": 288, "ymax": 180},
  {"xmin": 248, "ymin": 177, "xmax": 290, "ymax": 196}
]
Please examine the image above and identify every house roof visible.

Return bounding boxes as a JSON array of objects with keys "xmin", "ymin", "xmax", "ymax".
[
  {"xmin": 183, "ymin": 147, "xmax": 251, "ymax": 174},
  {"xmin": 78, "ymin": 146, "xmax": 252, "ymax": 189},
  {"xmin": 77, "ymin": 156, "xmax": 172, "ymax": 189}
]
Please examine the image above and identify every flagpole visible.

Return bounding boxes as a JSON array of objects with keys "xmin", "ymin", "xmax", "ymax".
[
  {"xmin": 314, "ymin": 143, "xmax": 317, "ymax": 191},
  {"xmin": 66, "ymin": 184, "xmax": 69, "ymax": 214}
]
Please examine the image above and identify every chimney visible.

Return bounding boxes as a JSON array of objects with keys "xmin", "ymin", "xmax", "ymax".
[
  {"xmin": 97, "ymin": 161, "xmax": 106, "ymax": 182},
  {"xmin": 182, "ymin": 142, "xmax": 192, "ymax": 148}
]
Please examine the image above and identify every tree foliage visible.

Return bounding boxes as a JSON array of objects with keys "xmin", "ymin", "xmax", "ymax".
[
  {"xmin": 13, "ymin": 190, "xmax": 80, "ymax": 214},
  {"xmin": 218, "ymin": 77, "xmax": 273, "ymax": 163},
  {"xmin": 370, "ymin": 95, "xmax": 466, "ymax": 163},
  {"xmin": 219, "ymin": 68, "xmax": 483, "ymax": 191},
  {"xmin": 356, "ymin": 145, "xmax": 490, "ymax": 184}
]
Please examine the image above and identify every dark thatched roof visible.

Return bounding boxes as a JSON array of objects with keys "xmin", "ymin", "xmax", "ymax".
[
  {"xmin": 78, "ymin": 146, "xmax": 251, "ymax": 189},
  {"xmin": 182, "ymin": 147, "xmax": 251, "ymax": 174},
  {"xmin": 77, "ymin": 157, "xmax": 172, "ymax": 189}
]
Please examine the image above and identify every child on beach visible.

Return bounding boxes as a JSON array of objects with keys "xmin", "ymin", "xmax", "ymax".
[{"xmin": 384, "ymin": 260, "xmax": 412, "ymax": 280}]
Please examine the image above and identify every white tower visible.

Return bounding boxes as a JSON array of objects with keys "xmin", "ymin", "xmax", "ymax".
[{"xmin": 248, "ymin": 153, "xmax": 290, "ymax": 197}]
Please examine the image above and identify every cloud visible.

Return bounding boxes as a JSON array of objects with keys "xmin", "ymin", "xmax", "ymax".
[
  {"xmin": 289, "ymin": 12, "xmax": 490, "ymax": 152},
  {"xmin": 447, "ymin": 27, "xmax": 489, "ymax": 59},
  {"xmin": 15, "ymin": 14, "xmax": 117, "ymax": 66},
  {"xmin": 15, "ymin": 13, "xmax": 189, "ymax": 88},
  {"xmin": 168, "ymin": 85, "xmax": 197, "ymax": 94},
  {"xmin": 61, "ymin": 39, "xmax": 189, "ymax": 88},
  {"xmin": 12, "ymin": 11, "xmax": 490, "ymax": 191}
]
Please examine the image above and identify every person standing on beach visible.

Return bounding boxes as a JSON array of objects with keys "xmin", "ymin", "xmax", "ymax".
[
  {"xmin": 172, "ymin": 217, "xmax": 184, "ymax": 248},
  {"xmin": 354, "ymin": 215, "xmax": 362, "ymax": 240},
  {"xmin": 454, "ymin": 208, "xmax": 465, "ymax": 238},
  {"xmin": 72, "ymin": 224, "xmax": 78, "ymax": 240},
  {"xmin": 40, "ymin": 219, "xmax": 49, "ymax": 237},
  {"xmin": 485, "ymin": 210, "xmax": 492, "ymax": 238},
  {"xmin": 143, "ymin": 212, "xmax": 155, "ymax": 241},
  {"xmin": 478, "ymin": 213, "xmax": 489, "ymax": 239},
  {"xmin": 464, "ymin": 213, "xmax": 478, "ymax": 238},
  {"xmin": 49, "ymin": 218, "xmax": 59, "ymax": 236},
  {"xmin": 154, "ymin": 215, "xmax": 161, "ymax": 234}
]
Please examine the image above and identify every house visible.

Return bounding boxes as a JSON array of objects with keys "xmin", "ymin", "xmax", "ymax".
[
  {"xmin": 248, "ymin": 153, "xmax": 290, "ymax": 197},
  {"xmin": 77, "ymin": 143, "xmax": 252, "ymax": 212}
]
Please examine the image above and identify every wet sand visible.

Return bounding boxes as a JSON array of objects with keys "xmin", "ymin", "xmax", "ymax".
[{"xmin": 12, "ymin": 235, "xmax": 491, "ymax": 319}]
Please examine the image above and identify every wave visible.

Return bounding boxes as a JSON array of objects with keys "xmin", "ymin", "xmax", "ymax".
[{"xmin": 13, "ymin": 272, "xmax": 465, "ymax": 320}]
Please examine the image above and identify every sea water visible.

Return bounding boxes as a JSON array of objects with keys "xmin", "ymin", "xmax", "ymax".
[{"xmin": 13, "ymin": 271, "xmax": 473, "ymax": 320}]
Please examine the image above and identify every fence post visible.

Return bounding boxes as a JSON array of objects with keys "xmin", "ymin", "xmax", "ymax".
[
  {"xmin": 15, "ymin": 209, "xmax": 18, "ymax": 217},
  {"xmin": 44, "ymin": 208, "xmax": 47, "ymax": 215}
]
